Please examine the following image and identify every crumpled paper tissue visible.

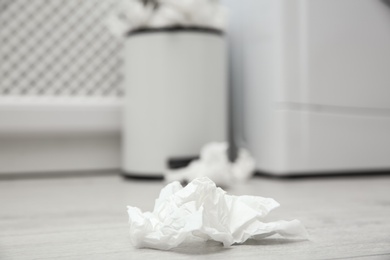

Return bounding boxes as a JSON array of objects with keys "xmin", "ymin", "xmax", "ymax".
[
  {"xmin": 106, "ymin": 0, "xmax": 227, "ymax": 37},
  {"xmin": 127, "ymin": 177, "xmax": 308, "ymax": 250},
  {"xmin": 106, "ymin": 0, "xmax": 153, "ymax": 37},
  {"xmin": 165, "ymin": 142, "xmax": 256, "ymax": 187}
]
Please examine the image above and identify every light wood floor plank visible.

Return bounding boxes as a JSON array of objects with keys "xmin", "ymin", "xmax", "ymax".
[{"xmin": 1, "ymin": 174, "xmax": 389, "ymax": 259}]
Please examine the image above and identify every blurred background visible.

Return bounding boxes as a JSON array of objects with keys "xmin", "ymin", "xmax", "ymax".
[
  {"xmin": 0, "ymin": 0, "xmax": 123, "ymax": 174},
  {"xmin": 0, "ymin": 0, "xmax": 390, "ymax": 177},
  {"xmin": 1, "ymin": 1, "xmax": 390, "ymax": 258}
]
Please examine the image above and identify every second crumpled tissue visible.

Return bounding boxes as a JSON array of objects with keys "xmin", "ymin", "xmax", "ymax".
[
  {"xmin": 127, "ymin": 177, "xmax": 308, "ymax": 250},
  {"xmin": 165, "ymin": 142, "xmax": 256, "ymax": 187}
]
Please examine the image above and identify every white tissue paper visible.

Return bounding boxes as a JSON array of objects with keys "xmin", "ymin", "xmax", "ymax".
[
  {"xmin": 105, "ymin": 0, "xmax": 153, "ymax": 37},
  {"xmin": 127, "ymin": 177, "xmax": 308, "ymax": 250},
  {"xmin": 148, "ymin": 5, "xmax": 187, "ymax": 28},
  {"xmin": 159, "ymin": 0, "xmax": 227, "ymax": 29},
  {"xmin": 106, "ymin": 0, "xmax": 227, "ymax": 37},
  {"xmin": 165, "ymin": 142, "xmax": 256, "ymax": 187}
]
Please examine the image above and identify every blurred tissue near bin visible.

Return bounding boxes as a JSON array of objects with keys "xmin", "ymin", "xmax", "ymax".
[
  {"xmin": 107, "ymin": 0, "xmax": 229, "ymax": 178},
  {"xmin": 165, "ymin": 142, "xmax": 256, "ymax": 187}
]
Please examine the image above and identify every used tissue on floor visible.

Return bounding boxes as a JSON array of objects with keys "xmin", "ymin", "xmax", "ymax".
[
  {"xmin": 127, "ymin": 177, "xmax": 308, "ymax": 250},
  {"xmin": 165, "ymin": 142, "xmax": 256, "ymax": 187}
]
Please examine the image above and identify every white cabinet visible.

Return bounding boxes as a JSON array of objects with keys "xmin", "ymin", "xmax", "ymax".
[
  {"xmin": 224, "ymin": 0, "xmax": 390, "ymax": 175},
  {"xmin": 306, "ymin": 0, "xmax": 390, "ymax": 109}
]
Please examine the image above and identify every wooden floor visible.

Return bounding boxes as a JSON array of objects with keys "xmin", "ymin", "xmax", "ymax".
[{"xmin": 1, "ymin": 173, "xmax": 390, "ymax": 260}]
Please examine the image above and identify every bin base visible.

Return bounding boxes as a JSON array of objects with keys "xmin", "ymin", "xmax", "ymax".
[{"xmin": 121, "ymin": 171, "xmax": 164, "ymax": 180}]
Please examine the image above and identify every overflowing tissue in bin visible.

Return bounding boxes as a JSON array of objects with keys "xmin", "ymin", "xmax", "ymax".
[
  {"xmin": 106, "ymin": 0, "xmax": 227, "ymax": 37},
  {"xmin": 127, "ymin": 177, "xmax": 308, "ymax": 250}
]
